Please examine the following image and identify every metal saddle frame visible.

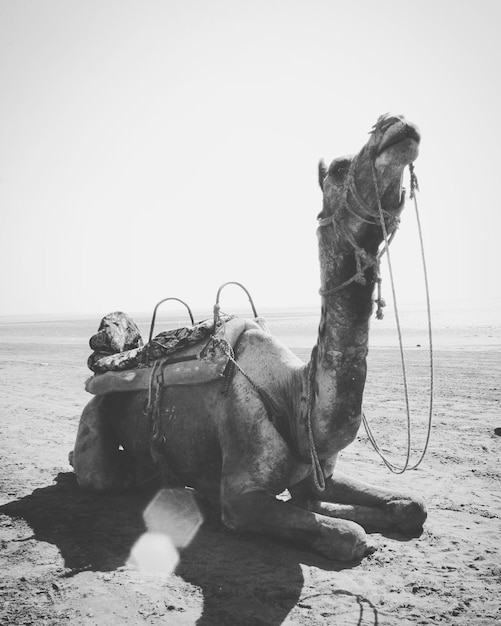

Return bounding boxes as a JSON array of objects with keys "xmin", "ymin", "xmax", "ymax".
[{"xmin": 149, "ymin": 281, "xmax": 259, "ymax": 341}]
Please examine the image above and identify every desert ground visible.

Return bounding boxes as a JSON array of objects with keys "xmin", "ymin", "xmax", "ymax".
[{"xmin": 0, "ymin": 310, "xmax": 500, "ymax": 625}]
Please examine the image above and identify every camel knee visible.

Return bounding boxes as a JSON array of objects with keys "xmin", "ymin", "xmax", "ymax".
[
  {"xmin": 76, "ymin": 471, "xmax": 115, "ymax": 493},
  {"xmin": 314, "ymin": 517, "xmax": 375, "ymax": 561},
  {"xmin": 220, "ymin": 490, "xmax": 259, "ymax": 531},
  {"xmin": 386, "ymin": 496, "xmax": 427, "ymax": 534},
  {"xmin": 75, "ymin": 462, "xmax": 132, "ymax": 493},
  {"xmin": 73, "ymin": 449, "xmax": 133, "ymax": 493}
]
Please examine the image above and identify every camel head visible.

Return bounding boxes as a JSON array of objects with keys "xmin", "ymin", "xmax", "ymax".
[{"xmin": 318, "ymin": 113, "xmax": 420, "ymax": 256}]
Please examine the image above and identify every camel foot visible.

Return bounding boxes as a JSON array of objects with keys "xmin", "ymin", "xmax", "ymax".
[{"xmin": 386, "ymin": 497, "xmax": 427, "ymax": 536}]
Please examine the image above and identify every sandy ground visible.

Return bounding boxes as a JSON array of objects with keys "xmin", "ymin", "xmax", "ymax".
[{"xmin": 0, "ymin": 325, "xmax": 500, "ymax": 625}]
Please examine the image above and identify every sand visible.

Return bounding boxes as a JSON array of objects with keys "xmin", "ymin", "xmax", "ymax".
[{"xmin": 0, "ymin": 313, "xmax": 500, "ymax": 625}]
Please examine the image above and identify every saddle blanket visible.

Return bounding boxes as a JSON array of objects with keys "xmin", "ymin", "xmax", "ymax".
[{"xmin": 85, "ymin": 316, "xmax": 269, "ymax": 395}]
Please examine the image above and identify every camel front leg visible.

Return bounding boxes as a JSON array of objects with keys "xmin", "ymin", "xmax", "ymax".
[
  {"xmin": 221, "ymin": 485, "xmax": 375, "ymax": 562},
  {"xmin": 290, "ymin": 471, "xmax": 427, "ymax": 535}
]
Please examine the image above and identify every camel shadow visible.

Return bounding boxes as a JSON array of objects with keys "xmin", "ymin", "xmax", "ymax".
[
  {"xmin": 0, "ymin": 472, "xmax": 148, "ymax": 573},
  {"xmin": 0, "ymin": 473, "xmax": 378, "ymax": 625},
  {"xmin": 178, "ymin": 528, "xmax": 379, "ymax": 626}
]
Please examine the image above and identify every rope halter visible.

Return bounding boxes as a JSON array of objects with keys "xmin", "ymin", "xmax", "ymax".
[
  {"xmin": 311, "ymin": 153, "xmax": 433, "ymax": 476},
  {"xmin": 317, "ymin": 152, "xmax": 404, "ymax": 320}
]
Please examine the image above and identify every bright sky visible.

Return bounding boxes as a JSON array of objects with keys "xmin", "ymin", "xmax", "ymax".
[{"xmin": 1, "ymin": 0, "xmax": 500, "ymax": 317}]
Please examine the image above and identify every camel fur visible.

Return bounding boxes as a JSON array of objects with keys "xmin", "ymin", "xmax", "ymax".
[{"xmin": 72, "ymin": 113, "xmax": 426, "ymax": 561}]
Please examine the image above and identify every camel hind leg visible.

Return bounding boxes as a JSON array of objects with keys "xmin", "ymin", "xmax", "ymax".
[{"xmin": 72, "ymin": 395, "xmax": 132, "ymax": 492}]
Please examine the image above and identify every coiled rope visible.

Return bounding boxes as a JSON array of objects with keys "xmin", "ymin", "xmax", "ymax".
[{"xmin": 363, "ymin": 162, "xmax": 434, "ymax": 473}]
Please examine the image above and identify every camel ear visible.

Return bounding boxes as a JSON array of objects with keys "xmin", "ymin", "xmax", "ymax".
[{"xmin": 318, "ymin": 159, "xmax": 327, "ymax": 191}]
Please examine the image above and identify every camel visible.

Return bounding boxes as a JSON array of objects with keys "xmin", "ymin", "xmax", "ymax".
[{"xmin": 73, "ymin": 113, "xmax": 427, "ymax": 562}]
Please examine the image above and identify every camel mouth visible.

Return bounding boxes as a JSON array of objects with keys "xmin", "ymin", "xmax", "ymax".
[{"xmin": 376, "ymin": 124, "xmax": 421, "ymax": 156}]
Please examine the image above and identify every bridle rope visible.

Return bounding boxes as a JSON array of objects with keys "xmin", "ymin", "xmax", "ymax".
[
  {"xmin": 314, "ymin": 157, "xmax": 433, "ymax": 475},
  {"xmin": 364, "ymin": 161, "xmax": 434, "ymax": 473}
]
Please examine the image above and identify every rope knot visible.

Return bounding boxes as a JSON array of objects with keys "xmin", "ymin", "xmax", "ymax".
[
  {"xmin": 375, "ymin": 297, "xmax": 386, "ymax": 319},
  {"xmin": 354, "ymin": 272, "xmax": 367, "ymax": 286}
]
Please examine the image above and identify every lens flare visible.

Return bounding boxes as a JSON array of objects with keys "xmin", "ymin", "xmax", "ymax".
[
  {"xmin": 127, "ymin": 532, "xmax": 179, "ymax": 574},
  {"xmin": 143, "ymin": 488, "xmax": 203, "ymax": 548},
  {"xmin": 128, "ymin": 488, "xmax": 203, "ymax": 574}
]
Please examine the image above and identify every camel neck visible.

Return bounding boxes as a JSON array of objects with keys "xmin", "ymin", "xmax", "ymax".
[{"xmin": 308, "ymin": 254, "xmax": 376, "ymax": 457}]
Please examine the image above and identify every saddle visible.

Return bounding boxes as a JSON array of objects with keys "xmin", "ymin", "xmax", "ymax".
[{"xmin": 85, "ymin": 283, "xmax": 269, "ymax": 396}]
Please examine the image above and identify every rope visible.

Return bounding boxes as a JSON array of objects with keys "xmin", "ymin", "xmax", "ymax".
[
  {"xmin": 145, "ymin": 361, "xmax": 164, "ymax": 466},
  {"xmin": 306, "ymin": 345, "xmax": 326, "ymax": 491},
  {"xmin": 317, "ymin": 155, "xmax": 396, "ymax": 299},
  {"xmin": 317, "ymin": 155, "xmax": 433, "ymax": 473},
  {"xmin": 214, "ymin": 336, "xmax": 262, "ymax": 395},
  {"xmin": 362, "ymin": 162, "xmax": 434, "ymax": 473},
  {"xmin": 144, "ymin": 358, "xmax": 183, "ymax": 484},
  {"xmin": 318, "ymin": 248, "xmax": 377, "ymax": 297},
  {"xmin": 316, "ymin": 154, "xmax": 433, "ymax": 474}
]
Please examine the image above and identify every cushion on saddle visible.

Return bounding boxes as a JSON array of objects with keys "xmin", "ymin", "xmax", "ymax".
[
  {"xmin": 87, "ymin": 313, "xmax": 233, "ymax": 374},
  {"xmin": 89, "ymin": 311, "xmax": 143, "ymax": 353},
  {"xmin": 85, "ymin": 316, "xmax": 269, "ymax": 395}
]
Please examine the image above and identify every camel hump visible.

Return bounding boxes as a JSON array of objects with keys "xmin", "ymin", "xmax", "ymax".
[{"xmin": 318, "ymin": 159, "xmax": 327, "ymax": 190}]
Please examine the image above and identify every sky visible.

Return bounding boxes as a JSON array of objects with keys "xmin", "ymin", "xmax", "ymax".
[{"xmin": 1, "ymin": 0, "xmax": 500, "ymax": 317}]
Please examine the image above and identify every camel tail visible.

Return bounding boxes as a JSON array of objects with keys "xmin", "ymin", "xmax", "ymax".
[{"xmin": 318, "ymin": 159, "xmax": 327, "ymax": 191}]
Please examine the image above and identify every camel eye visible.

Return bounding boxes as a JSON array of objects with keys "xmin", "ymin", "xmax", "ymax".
[{"xmin": 328, "ymin": 157, "xmax": 350, "ymax": 181}]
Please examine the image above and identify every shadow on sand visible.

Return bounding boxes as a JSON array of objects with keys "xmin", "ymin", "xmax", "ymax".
[{"xmin": 0, "ymin": 473, "xmax": 379, "ymax": 625}]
